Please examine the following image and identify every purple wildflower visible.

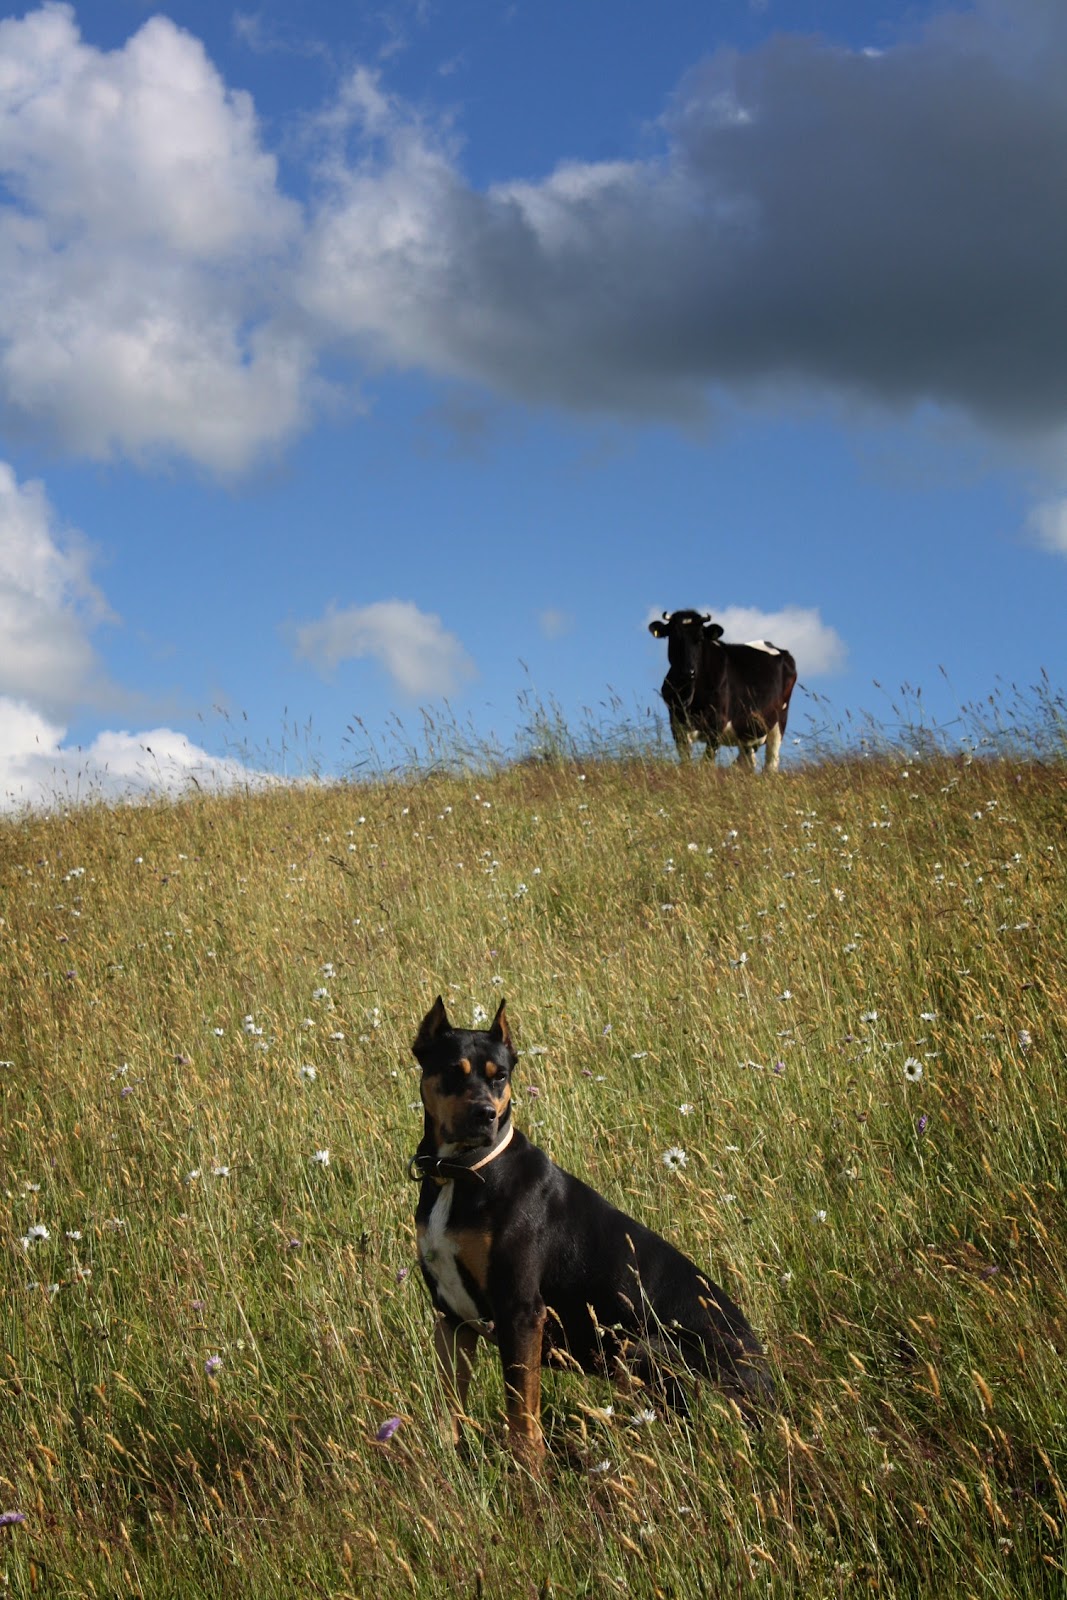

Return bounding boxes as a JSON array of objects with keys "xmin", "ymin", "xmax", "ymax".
[
  {"xmin": 375, "ymin": 1416, "xmax": 402, "ymax": 1444},
  {"xmin": 0, "ymin": 1512, "xmax": 27, "ymax": 1527},
  {"xmin": 917, "ymin": 1114, "xmax": 929, "ymax": 1136},
  {"xmin": 204, "ymin": 1354, "xmax": 223, "ymax": 1377}
]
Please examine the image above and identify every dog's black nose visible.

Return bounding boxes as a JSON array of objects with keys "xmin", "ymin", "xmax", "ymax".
[{"xmin": 471, "ymin": 1102, "xmax": 497, "ymax": 1127}]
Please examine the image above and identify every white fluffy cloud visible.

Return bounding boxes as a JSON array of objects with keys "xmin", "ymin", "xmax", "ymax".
[
  {"xmin": 0, "ymin": 4, "xmax": 309, "ymax": 472},
  {"xmin": 291, "ymin": 599, "xmax": 477, "ymax": 698},
  {"xmin": 0, "ymin": 460, "xmax": 267, "ymax": 812},
  {"xmin": 0, "ymin": 461, "xmax": 118, "ymax": 716},
  {"xmin": 0, "ymin": 6, "xmax": 291, "ymax": 254},
  {"xmin": 0, "ymin": 697, "xmax": 269, "ymax": 813},
  {"xmin": 712, "ymin": 606, "xmax": 847, "ymax": 677},
  {"xmin": 648, "ymin": 604, "xmax": 847, "ymax": 677}
]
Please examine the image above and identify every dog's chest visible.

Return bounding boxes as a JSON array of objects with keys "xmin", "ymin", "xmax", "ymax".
[{"xmin": 418, "ymin": 1183, "xmax": 486, "ymax": 1325}]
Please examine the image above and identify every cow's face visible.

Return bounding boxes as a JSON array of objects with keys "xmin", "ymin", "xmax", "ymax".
[{"xmin": 649, "ymin": 611, "xmax": 723, "ymax": 706}]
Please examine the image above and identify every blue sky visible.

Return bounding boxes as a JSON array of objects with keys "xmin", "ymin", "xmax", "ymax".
[{"xmin": 1, "ymin": 0, "xmax": 1065, "ymax": 806}]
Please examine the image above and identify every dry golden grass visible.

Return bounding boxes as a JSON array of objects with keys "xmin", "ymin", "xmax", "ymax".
[{"xmin": 1, "ymin": 744, "xmax": 1065, "ymax": 1596}]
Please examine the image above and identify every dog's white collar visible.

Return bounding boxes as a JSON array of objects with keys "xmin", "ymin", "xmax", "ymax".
[
  {"xmin": 464, "ymin": 1121, "xmax": 515, "ymax": 1173},
  {"xmin": 408, "ymin": 1120, "xmax": 515, "ymax": 1184}
]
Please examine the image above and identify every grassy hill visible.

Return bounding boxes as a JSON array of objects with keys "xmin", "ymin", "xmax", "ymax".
[{"xmin": 2, "ymin": 747, "xmax": 1065, "ymax": 1597}]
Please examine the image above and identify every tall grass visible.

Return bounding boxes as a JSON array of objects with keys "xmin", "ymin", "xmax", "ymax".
[{"xmin": 1, "ymin": 708, "xmax": 1065, "ymax": 1597}]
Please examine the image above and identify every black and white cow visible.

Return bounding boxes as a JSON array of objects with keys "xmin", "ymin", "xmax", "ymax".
[{"xmin": 649, "ymin": 610, "xmax": 798, "ymax": 772}]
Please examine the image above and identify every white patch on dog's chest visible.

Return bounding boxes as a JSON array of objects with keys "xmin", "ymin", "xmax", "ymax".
[{"xmin": 419, "ymin": 1182, "xmax": 483, "ymax": 1324}]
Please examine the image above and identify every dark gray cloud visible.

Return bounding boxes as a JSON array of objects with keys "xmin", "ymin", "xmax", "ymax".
[
  {"xmin": 661, "ymin": 3, "xmax": 1067, "ymax": 429},
  {"xmin": 304, "ymin": 0, "xmax": 1067, "ymax": 438}
]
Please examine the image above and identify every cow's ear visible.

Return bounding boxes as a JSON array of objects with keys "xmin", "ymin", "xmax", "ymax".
[
  {"xmin": 704, "ymin": 622, "xmax": 724, "ymax": 642},
  {"xmin": 649, "ymin": 617, "xmax": 670, "ymax": 638},
  {"xmin": 413, "ymin": 996, "xmax": 450, "ymax": 1060}
]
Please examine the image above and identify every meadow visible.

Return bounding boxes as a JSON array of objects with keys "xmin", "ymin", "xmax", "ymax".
[{"xmin": 1, "ymin": 727, "xmax": 1065, "ymax": 1598}]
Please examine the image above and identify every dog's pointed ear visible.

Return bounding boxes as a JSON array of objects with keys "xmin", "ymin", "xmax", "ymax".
[
  {"xmin": 413, "ymin": 996, "xmax": 450, "ymax": 1060},
  {"xmin": 488, "ymin": 998, "xmax": 512, "ymax": 1051}
]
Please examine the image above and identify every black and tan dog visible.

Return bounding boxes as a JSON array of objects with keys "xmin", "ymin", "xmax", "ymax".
[{"xmin": 411, "ymin": 997, "xmax": 774, "ymax": 1464}]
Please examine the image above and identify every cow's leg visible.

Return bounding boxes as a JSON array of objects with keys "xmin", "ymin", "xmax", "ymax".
[
  {"xmin": 735, "ymin": 745, "xmax": 759, "ymax": 772},
  {"xmin": 763, "ymin": 721, "xmax": 783, "ymax": 773},
  {"xmin": 669, "ymin": 715, "xmax": 691, "ymax": 763}
]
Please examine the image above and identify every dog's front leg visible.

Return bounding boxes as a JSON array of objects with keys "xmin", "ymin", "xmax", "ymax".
[
  {"xmin": 499, "ymin": 1301, "xmax": 547, "ymax": 1466},
  {"xmin": 434, "ymin": 1314, "xmax": 480, "ymax": 1449}
]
